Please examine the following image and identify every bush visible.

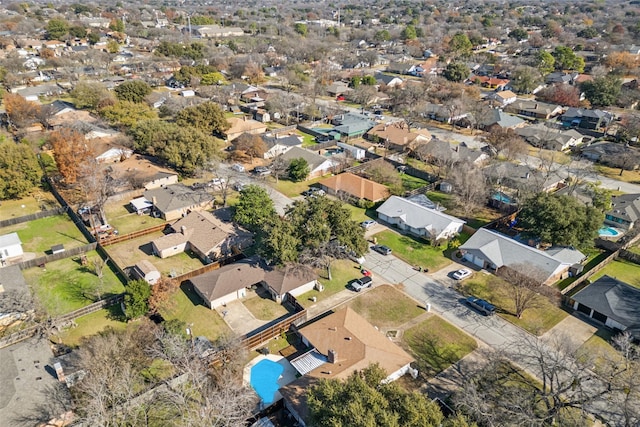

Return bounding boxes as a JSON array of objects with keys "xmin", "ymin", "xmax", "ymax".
[{"xmin": 356, "ymin": 198, "xmax": 375, "ymax": 209}]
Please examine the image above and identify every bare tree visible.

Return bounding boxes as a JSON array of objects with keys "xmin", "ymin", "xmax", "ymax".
[
  {"xmin": 449, "ymin": 161, "xmax": 488, "ymax": 216},
  {"xmin": 77, "ymin": 160, "xmax": 112, "ymax": 229},
  {"xmin": 484, "ymin": 128, "xmax": 528, "ymax": 161},
  {"xmin": 497, "ymin": 264, "xmax": 560, "ymax": 320}
]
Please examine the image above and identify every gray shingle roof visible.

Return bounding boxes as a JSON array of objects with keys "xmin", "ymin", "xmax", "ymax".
[
  {"xmin": 572, "ymin": 275, "xmax": 640, "ymax": 328},
  {"xmin": 143, "ymin": 184, "xmax": 213, "ymax": 216},
  {"xmin": 607, "ymin": 194, "xmax": 640, "ymax": 223},
  {"xmin": 376, "ymin": 196, "xmax": 465, "ymax": 233},
  {"xmin": 281, "ymin": 147, "xmax": 335, "ymax": 171}
]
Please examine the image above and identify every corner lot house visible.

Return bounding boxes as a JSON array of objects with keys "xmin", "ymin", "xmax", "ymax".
[
  {"xmin": 376, "ymin": 196, "xmax": 465, "ymax": 241},
  {"xmin": 319, "ymin": 173, "xmax": 389, "ymax": 203},
  {"xmin": 0, "ymin": 233, "xmax": 24, "ymax": 265},
  {"xmin": 570, "ymin": 275, "xmax": 640, "ymax": 339},
  {"xmin": 605, "ymin": 194, "xmax": 640, "ymax": 230},
  {"xmin": 280, "ymin": 307, "xmax": 415, "ymax": 426},
  {"xmin": 143, "ymin": 184, "xmax": 214, "ymax": 221},
  {"xmin": 459, "ymin": 228, "xmax": 585, "ymax": 285}
]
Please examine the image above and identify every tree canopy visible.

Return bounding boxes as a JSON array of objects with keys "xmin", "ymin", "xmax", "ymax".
[
  {"xmin": 518, "ymin": 193, "xmax": 603, "ymax": 248},
  {"xmin": 114, "ymin": 80, "xmax": 152, "ymax": 103},
  {"xmin": 449, "ymin": 33, "xmax": 473, "ymax": 58},
  {"xmin": 552, "ymin": 46, "xmax": 585, "ymax": 72},
  {"xmin": 123, "ymin": 279, "xmax": 151, "ymax": 320},
  {"xmin": 0, "ymin": 140, "xmax": 42, "ymax": 199},
  {"xmin": 443, "ymin": 62, "xmax": 469, "ymax": 82},
  {"xmin": 46, "ymin": 18, "xmax": 69, "ymax": 40},
  {"xmin": 100, "ymin": 101, "xmax": 158, "ymax": 128},
  {"xmin": 49, "ymin": 128, "xmax": 94, "ymax": 184},
  {"xmin": 287, "ymin": 157, "xmax": 310, "ymax": 182},
  {"xmin": 580, "ymin": 75, "xmax": 622, "ymax": 107},
  {"xmin": 233, "ymin": 184, "xmax": 277, "ymax": 233},
  {"xmin": 175, "ymin": 102, "xmax": 230, "ymax": 135},
  {"xmin": 72, "ymin": 81, "xmax": 115, "ymax": 110}
]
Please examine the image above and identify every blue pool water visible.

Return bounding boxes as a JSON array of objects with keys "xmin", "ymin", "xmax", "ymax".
[
  {"xmin": 250, "ymin": 359, "xmax": 284, "ymax": 405},
  {"xmin": 491, "ymin": 192, "xmax": 513, "ymax": 204},
  {"xmin": 599, "ymin": 226, "xmax": 621, "ymax": 237}
]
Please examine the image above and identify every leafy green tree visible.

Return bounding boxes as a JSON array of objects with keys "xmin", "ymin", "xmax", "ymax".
[
  {"xmin": 175, "ymin": 102, "xmax": 230, "ymax": 135},
  {"xmin": 361, "ymin": 75, "xmax": 376, "ymax": 85},
  {"xmin": 535, "ymin": 50, "xmax": 556, "ymax": 76},
  {"xmin": 443, "ymin": 62, "xmax": 469, "ymax": 82},
  {"xmin": 401, "ymin": 25, "xmax": 417, "ymax": 40},
  {"xmin": 200, "ymin": 72, "xmax": 226, "ymax": 85},
  {"xmin": 294, "ymin": 23, "xmax": 308, "ymax": 36},
  {"xmin": 100, "ymin": 101, "xmax": 157, "ymax": 128},
  {"xmin": 190, "ymin": 15, "xmax": 216, "ymax": 25},
  {"xmin": 87, "ymin": 32, "xmax": 100, "ymax": 45},
  {"xmin": 0, "ymin": 140, "xmax": 42, "ymax": 199},
  {"xmin": 123, "ymin": 280, "xmax": 151, "ymax": 320},
  {"xmin": 518, "ymin": 193, "xmax": 603, "ymax": 248},
  {"xmin": 374, "ymin": 29, "xmax": 391, "ymax": 41},
  {"xmin": 106, "ymin": 39, "xmax": 120, "ymax": 54},
  {"xmin": 508, "ymin": 28, "xmax": 528, "ymax": 41},
  {"xmin": 510, "ymin": 66, "xmax": 542, "ymax": 94},
  {"xmin": 449, "ymin": 33, "xmax": 473, "ymax": 58},
  {"xmin": 46, "ymin": 18, "xmax": 69, "ymax": 40},
  {"xmin": 580, "ymin": 75, "xmax": 622, "ymax": 107},
  {"xmin": 69, "ymin": 25, "xmax": 87, "ymax": 39},
  {"xmin": 308, "ymin": 364, "xmax": 447, "ymax": 427},
  {"xmin": 233, "ymin": 184, "xmax": 277, "ymax": 233},
  {"xmin": 287, "ymin": 158, "xmax": 310, "ymax": 182},
  {"xmin": 72, "ymin": 81, "xmax": 114, "ymax": 110},
  {"xmin": 114, "ymin": 80, "xmax": 152, "ymax": 103},
  {"xmin": 256, "ymin": 217, "xmax": 300, "ymax": 265},
  {"xmin": 577, "ymin": 27, "xmax": 599, "ymax": 39},
  {"xmin": 552, "ymin": 46, "xmax": 585, "ymax": 72},
  {"xmin": 109, "ymin": 19, "xmax": 125, "ymax": 32}
]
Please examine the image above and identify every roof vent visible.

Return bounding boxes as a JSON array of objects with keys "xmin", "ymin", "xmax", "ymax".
[{"xmin": 345, "ymin": 336, "xmax": 352, "ymax": 341}]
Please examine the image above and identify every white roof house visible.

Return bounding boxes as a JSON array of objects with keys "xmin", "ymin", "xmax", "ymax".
[
  {"xmin": 376, "ymin": 196, "xmax": 465, "ymax": 241},
  {"xmin": 0, "ymin": 232, "xmax": 24, "ymax": 263}
]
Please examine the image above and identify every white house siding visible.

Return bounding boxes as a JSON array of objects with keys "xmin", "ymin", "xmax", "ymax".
[
  {"xmin": 287, "ymin": 281, "xmax": 316, "ymax": 299},
  {"xmin": 153, "ymin": 242, "xmax": 188, "ymax": 259},
  {"xmin": 209, "ymin": 288, "xmax": 247, "ymax": 309},
  {"xmin": 383, "ymin": 363, "xmax": 412, "ymax": 383},
  {"xmin": 144, "ymin": 174, "xmax": 179, "ymax": 190},
  {"xmin": 606, "ymin": 318, "xmax": 626, "ymax": 330},
  {"xmin": 1, "ymin": 243, "xmax": 23, "ymax": 259}
]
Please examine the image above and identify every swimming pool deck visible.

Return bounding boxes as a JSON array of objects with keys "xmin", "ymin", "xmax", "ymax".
[{"xmin": 243, "ymin": 354, "xmax": 298, "ymax": 405}]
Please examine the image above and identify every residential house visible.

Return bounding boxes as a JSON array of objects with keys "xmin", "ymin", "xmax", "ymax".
[
  {"xmin": 377, "ymin": 196, "xmax": 465, "ymax": 241},
  {"xmin": 479, "ymin": 108, "xmax": 526, "ymax": 130},
  {"xmin": 240, "ymin": 86, "xmax": 269, "ymax": 102},
  {"xmin": 152, "ymin": 210, "xmax": 252, "ymax": 262},
  {"xmin": 423, "ymin": 102, "xmax": 469, "ymax": 125},
  {"xmin": 0, "ymin": 265, "xmax": 32, "ymax": 313},
  {"xmin": 374, "ymin": 72, "xmax": 403, "ymax": 88},
  {"xmin": 319, "ymin": 172, "xmax": 390, "ymax": 203},
  {"xmin": 459, "ymin": 228, "xmax": 585, "ymax": 285},
  {"xmin": 561, "ymin": 108, "xmax": 614, "ymax": 130},
  {"xmin": 16, "ymin": 84, "xmax": 64, "ymax": 101},
  {"xmin": 484, "ymin": 162, "xmax": 564, "ymax": 194},
  {"xmin": 281, "ymin": 147, "xmax": 339, "ymax": 179},
  {"xmin": 190, "ymin": 25, "xmax": 244, "ymax": 38},
  {"xmin": 365, "ymin": 121, "xmax": 432, "ymax": 151},
  {"xmin": 417, "ymin": 138, "xmax": 488, "ymax": 166},
  {"xmin": 386, "ymin": 62, "xmax": 412, "ymax": 75},
  {"xmin": 471, "ymin": 75, "xmax": 510, "ymax": 90},
  {"xmin": 224, "ymin": 117, "xmax": 268, "ymax": 142},
  {"xmin": 570, "ymin": 275, "xmax": 640, "ymax": 339},
  {"xmin": 144, "ymin": 184, "xmax": 214, "ymax": 221},
  {"xmin": 331, "ymin": 113, "xmax": 376, "ymax": 139},
  {"xmin": 281, "ymin": 307, "xmax": 415, "ymax": 426},
  {"xmin": 326, "ymin": 81, "xmax": 351, "ymax": 97},
  {"xmin": 189, "ymin": 256, "xmax": 317, "ymax": 308},
  {"xmin": 545, "ymin": 72, "xmax": 576, "ymax": 85},
  {"xmin": 96, "ymin": 147, "xmax": 133, "ymax": 163},
  {"xmin": 131, "ymin": 260, "xmax": 161, "ymax": 285},
  {"xmin": 0, "ymin": 233, "xmax": 23, "ymax": 266},
  {"xmin": 486, "ymin": 90, "xmax": 518, "ymax": 106},
  {"xmin": 516, "ymin": 124, "xmax": 585, "ymax": 151},
  {"xmin": 262, "ymin": 134, "xmax": 303, "ymax": 159},
  {"xmin": 604, "ymin": 194, "xmax": 640, "ymax": 230},
  {"xmin": 144, "ymin": 171, "xmax": 179, "ymax": 190},
  {"xmin": 505, "ymin": 100, "xmax": 564, "ymax": 120},
  {"xmin": 581, "ymin": 142, "xmax": 640, "ymax": 170}
]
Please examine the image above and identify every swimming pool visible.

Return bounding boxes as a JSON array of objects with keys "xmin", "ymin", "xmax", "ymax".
[
  {"xmin": 491, "ymin": 192, "xmax": 513, "ymax": 204},
  {"xmin": 250, "ymin": 359, "xmax": 284, "ymax": 405},
  {"xmin": 599, "ymin": 226, "xmax": 621, "ymax": 237}
]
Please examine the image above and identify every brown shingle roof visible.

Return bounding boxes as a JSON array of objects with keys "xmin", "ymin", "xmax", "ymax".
[
  {"xmin": 299, "ymin": 307, "xmax": 414, "ymax": 380},
  {"xmin": 366, "ymin": 122, "xmax": 431, "ymax": 147},
  {"xmin": 190, "ymin": 257, "xmax": 266, "ymax": 302},
  {"xmin": 263, "ymin": 265, "xmax": 317, "ymax": 296},
  {"xmin": 319, "ymin": 173, "xmax": 389, "ymax": 202}
]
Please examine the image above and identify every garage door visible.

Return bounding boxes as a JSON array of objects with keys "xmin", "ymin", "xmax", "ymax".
[{"xmin": 465, "ymin": 254, "xmax": 484, "ymax": 268}]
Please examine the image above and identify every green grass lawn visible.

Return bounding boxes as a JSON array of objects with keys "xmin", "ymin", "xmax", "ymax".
[
  {"xmin": 576, "ymin": 329, "xmax": 622, "ymax": 371},
  {"xmin": 22, "ymin": 251, "xmax": 126, "ymax": 316},
  {"xmin": 349, "ymin": 285, "xmax": 424, "ymax": 328},
  {"xmin": 242, "ymin": 290, "xmax": 290, "ymax": 321},
  {"xmin": 298, "ymin": 259, "xmax": 362, "ymax": 308},
  {"xmin": 297, "ymin": 131, "xmax": 317, "ymax": 147},
  {"xmin": 271, "ymin": 176, "xmax": 324, "ymax": 198},
  {"xmin": 460, "ymin": 272, "xmax": 567, "ymax": 335},
  {"xmin": 425, "ymin": 191, "xmax": 455, "ymax": 209},
  {"xmin": 0, "ymin": 215, "xmax": 88, "ymax": 255},
  {"xmin": 591, "ymin": 258, "xmax": 640, "ymax": 288},
  {"xmin": 372, "ymin": 230, "xmax": 452, "ymax": 271},
  {"xmin": 104, "ymin": 201, "xmax": 166, "ymax": 235},
  {"xmin": 400, "ymin": 174, "xmax": 429, "ymax": 191},
  {"xmin": 159, "ymin": 284, "xmax": 232, "ymax": 342},
  {"xmin": 403, "ymin": 315, "xmax": 477, "ymax": 377},
  {"xmin": 555, "ymin": 249, "xmax": 608, "ymax": 291},
  {"xmin": 342, "ymin": 203, "xmax": 378, "ymax": 223},
  {"xmin": 56, "ymin": 306, "xmax": 127, "ymax": 347},
  {"xmin": 0, "ymin": 192, "xmax": 59, "ymax": 219},
  {"xmin": 424, "ymin": 191, "xmax": 501, "ymax": 229}
]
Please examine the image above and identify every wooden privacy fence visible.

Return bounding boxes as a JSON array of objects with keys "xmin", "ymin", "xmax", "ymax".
[
  {"xmin": 173, "ymin": 253, "xmax": 245, "ymax": 283},
  {"xmin": 240, "ymin": 307, "xmax": 307, "ymax": 351},
  {"xmin": 0, "ymin": 206, "xmax": 66, "ymax": 228},
  {"xmin": 561, "ymin": 250, "xmax": 619, "ymax": 296},
  {"xmin": 100, "ymin": 223, "xmax": 169, "ymax": 247},
  {"xmin": 17, "ymin": 242, "xmax": 98, "ymax": 270}
]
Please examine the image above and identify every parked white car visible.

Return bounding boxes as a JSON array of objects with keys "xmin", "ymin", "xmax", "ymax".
[
  {"xmin": 360, "ymin": 220, "xmax": 377, "ymax": 229},
  {"xmin": 452, "ymin": 268, "xmax": 472, "ymax": 280},
  {"xmin": 231, "ymin": 163, "xmax": 245, "ymax": 172}
]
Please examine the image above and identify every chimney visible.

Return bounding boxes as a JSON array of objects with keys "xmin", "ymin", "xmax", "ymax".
[
  {"xmin": 54, "ymin": 362, "xmax": 66, "ymax": 383},
  {"xmin": 181, "ymin": 226, "xmax": 187, "ymax": 235},
  {"xmin": 328, "ymin": 349, "xmax": 337, "ymax": 363}
]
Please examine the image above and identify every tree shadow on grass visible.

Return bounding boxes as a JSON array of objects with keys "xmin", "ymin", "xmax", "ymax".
[
  {"xmin": 408, "ymin": 330, "xmax": 462, "ymax": 378},
  {"xmin": 105, "ymin": 301, "xmax": 127, "ymax": 322}
]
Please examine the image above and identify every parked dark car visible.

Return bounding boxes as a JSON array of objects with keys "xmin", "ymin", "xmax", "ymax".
[
  {"xmin": 371, "ymin": 244, "xmax": 392, "ymax": 255},
  {"xmin": 252, "ymin": 166, "xmax": 271, "ymax": 176},
  {"xmin": 465, "ymin": 296, "xmax": 496, "ymax": 316}
]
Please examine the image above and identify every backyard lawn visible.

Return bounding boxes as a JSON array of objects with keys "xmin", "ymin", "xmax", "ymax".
[
  {"xmin": 0, "ymin": 192, "xmax": 58, "ymax": 219},
  {"xmin": 342, "ymin": 203, "xmax": 377, "ymax": 224},
  {"xmin": 158, "ymin": 284, "xmax": 232, "ymax": 342},
  {"xmin": 349, "ymin": 285, "xmax": 424, "ymax": 328},
  {"xmin": 459, "ymin": 272, "xmax": 567, "ymax": 335},
  {"xmin": 590, "ymin": 259, "xmax": 640, "ymax": 288},
  {"xmin": 242, "ymin": 288, "xmax": 290, "ymax": 321},
  {"xmin": 372, "ymin": 230, "xmax": 452, "ymax": 271},
  {"xmin": 104, "ymin": 232, "xmax": 205, "ymax": 276},
  {"xmin": 271, "ymin": 176, "xmax": 324, "ymax": 198},
  {"xmin": 403, "ymin": 315, "xmax": 477, "ymax": 377},
  {"xmin": 555, "ymin": 249, "xmax": 608, "ymax": 291},
  {"xmin": 56, "ymin": 307, "xmax": 127, "ymax": 347},
  {"xmin": 297, "ymin": 131, "xmax": 317, "ymax": 147},
  {"xmin": 22, "ymin": 251, "xmax": 126, "ymax": 316},
  {"xmin": 0, "ymin": 215, "xmax": 88, "ymax": 255},
  {"xmin": 298, "ymin": 259, "xmax": 362, "ymax": 308},
  {"xmin": 400, "ymin": 174, "xmax": 429, "ymax": 191},
  {"xmin": 104, "ymin": 201, "xmax": 166, "ymax": 235}
]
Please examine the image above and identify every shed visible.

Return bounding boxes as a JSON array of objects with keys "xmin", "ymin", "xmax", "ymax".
[
  {"xmin": 51, "ymin": 244, "xmax": 65, "ymax": 255},
  {"xmin": 132, "ymin": 260, "xmax": 161, "ymax": 285}
]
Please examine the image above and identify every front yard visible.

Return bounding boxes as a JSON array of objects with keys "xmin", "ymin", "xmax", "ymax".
[
  {"xmin": 372, "ymin": 229, "xmax": 453, "ymax": 272},
  {"xmin": 348, "ymin": 285, "xmax": 425, "ymax": 328},
  {"xmin": 297, "ymin": 259, "xmax": 363, "ymax": 308},
  {"xmin": 402, "ymin": 315, "xmax": 477, "ymax": 377},
  {"xmin": 590, "ymin": 258, "xmax": 640, "ymax": 288},
  {"xmin": 594, "ymin": 165, "xmax": 640, "ymax": 184},
  {"xmin": 459, "ymin": 271, "xmax": 568, "ymax": 335},
  {"xmin": 0, "ymin": 214, "xmax": 88, "ymax": 255},
  {"xmin": 22, "ymin": 251, "xmax": 126, "ymax": 316},
  {"xmin": 270, "ymin": 176, "xmax": 324, "ymax": 198}
]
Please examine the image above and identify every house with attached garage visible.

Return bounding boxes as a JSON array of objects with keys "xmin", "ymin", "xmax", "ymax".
[
  {"xmin": 143, "ymin": 184, "xmax": 214, "ymax": 221},
  {"xmin": 458, "ymin": 228, "xmax": 585, "ymax": 285},
  {"xmin": 376, "ymin": 196, "xmax": 465, "ymax": 241},
  {"xmin": 486, "ymin": 90, "xmax": 517, "ymax": 107},
  {"xmin": 0, "ymin": 233, "xmax": 23, "ymax": 266},
  {"xmin": 516, "ymin": 124, "xmax": 586, "ymax": 151},
  {"xmin": 505, "ymin": 100, "xmax": 564, "ymax": 120},
  {"xmin": 569, "ymin": 275, "xmax": 640, "ymax": 340},
  {"xmin": 318, "ymin": 172, "xmax": 390, "ymax": 203},
  {"xmin": 365, "ymin": 121, "xmax": 432, "ymax": 152},
  {"xmin": 280, "ymin": 307, "xmax": 416, "ymax": 427},
  {"xmin": 561, "ymin": 108, "xmax": 614, "ymax": 130},
  {"xmin": 604, "ymin": 194, "xmax": 640, "ymax": 230},
  {"xmin": 478, "ymin": 108, "xmax": 525, "ymax": 131},
  {"xmin": 280, "ymin": 147, "xmax": 339, "ymax": 179},
  {"xmin": 261, "ymin": 134, "xmax": 303, "ymax": 159}
]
